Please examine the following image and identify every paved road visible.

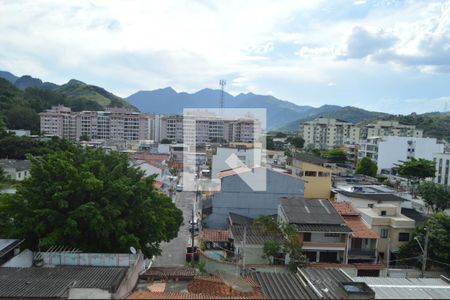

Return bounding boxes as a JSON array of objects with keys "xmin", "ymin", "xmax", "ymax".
[{"xmin": 152, "ymin": 190, "xmax": 196, "ymax": 267}]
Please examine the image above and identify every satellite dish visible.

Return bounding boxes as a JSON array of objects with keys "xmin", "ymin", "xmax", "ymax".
[{"xmin": 130, "ymin": 246, "xmax": 137, "ymax": 254}]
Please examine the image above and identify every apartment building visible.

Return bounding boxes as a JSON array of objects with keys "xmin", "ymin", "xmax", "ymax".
[
  {"xmin": 362, "ymin": 120, "xmax": 423, "ymax": 139},
  {"xmin": 359, "ymin": 136, "xmax": 444, "ymax": 174},
  {"xmin": 433, "ymin": 152, "xmax": 450, "ymax": 186},
  {"xmin": 39, "ymin": 105, "xmax": 151, "ymax": 141},
  {"xmin": 299, "ymin": 118, "xmax": 360, "ymax": 150},
  {"xmin": 278, "ymin": 197, "xmax": 351, "ymax": 264},
  {"xmin": 160, "ymin": 114, "xmax": 184, "ymax": 143},
  {"xmin": 224, "ymin": 117, "xmax": 261, "ymax": 143}
]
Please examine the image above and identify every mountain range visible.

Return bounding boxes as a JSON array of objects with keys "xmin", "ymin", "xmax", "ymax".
[{"xmin": 1, "ymin": 70, "xmax": 448, "ymax": 140}]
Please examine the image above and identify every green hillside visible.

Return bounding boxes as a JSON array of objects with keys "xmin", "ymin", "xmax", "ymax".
[
  {"xmin": 278, "ymin": 106, "xmax": 390, "ymax": 132},
  {"xmin": 384, "ymin": 113, "xmax": 450, "ymax": 141},
  {"xmin": 0, "ymin": 78, "xmax": 135, "ymax": 134},
  {"xmin": 55, "ymin": 79, "xmax": 133, "ymax": 109}
]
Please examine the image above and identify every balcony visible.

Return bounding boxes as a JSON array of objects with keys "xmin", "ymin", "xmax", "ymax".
[
  {"xmin": 348, "ymin": 248, "xmax": 376, "ymax": 258},
  {"xmin": 302, "ymin": 242, "xmax": 346, "ymax": 251}
]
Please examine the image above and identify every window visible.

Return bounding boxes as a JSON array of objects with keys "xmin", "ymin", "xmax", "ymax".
[
  {"xmin": 324, "ymin": 233, "xmax": 340, "ymax": 237},
  {"xmin": 303, "ymin": 232, "xmax": 311, "ymax": 242},
  {"xmin": 381, "ymin": 210, "xmax": 386, "ymax": 216},
  {"xmin": 399, "ymin": 232, "xmax": 410, "ymax": 242},
  {"xmin": 304, "ymin": 171, "xmax": 317, "ymax": 177},
  {"xmin": 380, "ymin": 228, "xmax": 388, "ymax": 238}
]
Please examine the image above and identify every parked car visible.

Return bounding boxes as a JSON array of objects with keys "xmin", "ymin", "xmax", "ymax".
[
  {"xmin": 176, "ymin": 184, "xmax": 183, "ymax": 192},
  {"xmin": 185, "ymin": 246, "xmax": 199, "ymax": 262}
]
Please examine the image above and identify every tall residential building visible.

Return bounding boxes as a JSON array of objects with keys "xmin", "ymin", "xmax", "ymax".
[
  {"xmin": 225, "ymin": 117, "xmax": 262, "ymax": 143},
  {"xmin": 299, "ymin": 118, "xmax": 360, "ymax": 149},
  {"xmin": 433, "ymin": 152, "xmax": 450, "ymax": 186},
  {"xmin": 359, "ymin": 136, "xmax": 444, "ymax": 174},
  {"xmin": 160, "ymin": 114, "xmax": 184, "ymax": 143},
  {"xmin": 39, "ymin": 105, "xmax": 151, "ymax": 141},
  {"xmin": 362, "ymin": 120, "xmax": 423, "ymax": 139}
]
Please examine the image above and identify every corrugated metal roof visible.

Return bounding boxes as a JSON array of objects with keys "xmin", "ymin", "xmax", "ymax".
[
  {"xmin": 231, "ymin": 225, "xmax": 284, "ymax": 245},
  {"xmin": 0, "ymin": 266, "xmax": 127, "ymax": 298},
  {"xmin": 296, "ymin": 224, "xmax": 352, "ymax": 233},
  {"xmin": 0, "ymin": 239, "xmax": 23, "ymax": 258},
  {"xmin": 300, "ymin": 268, "xmax": 352, "ymax": 299},
  {"xmin": 251, "ymin": 271, "xmax": 319, "ymax": 299},
  {"xmin": 353, "ymin": 277, "xmax": 450, "ymax": 299}
]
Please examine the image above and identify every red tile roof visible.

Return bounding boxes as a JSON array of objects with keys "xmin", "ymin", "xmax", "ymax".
[
  {"xmin": 141, "ymin": 267, "xmax": 196, "ymax": 281},
  {"xmin": 187, "ymin": 276, "xmax": 264, "ymax": 299},
  {"xmin": 200, "ymin": 229, "xmax": 232, "ymax": 242},
  {"xmin": 332, "ymin": 202, "xmax": 359, "ymax": 216},
  {"xmin": 343, "ymin": 216, "xmax": 379, "ymax": 239}
]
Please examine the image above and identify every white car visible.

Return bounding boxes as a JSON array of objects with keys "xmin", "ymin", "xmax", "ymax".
[{"xmin": 176, "ymin": 184, "xmax": 183, "ymax": 192}]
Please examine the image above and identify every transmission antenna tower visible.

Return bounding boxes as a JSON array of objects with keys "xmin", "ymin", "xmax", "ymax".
[{"xmin": 219, "ymin": 79, "xmax": 226, "ymax": 109}]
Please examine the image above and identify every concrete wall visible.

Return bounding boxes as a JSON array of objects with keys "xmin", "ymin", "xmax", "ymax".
[
  {"xmin": 235, "ymin": 245, "xmax": 267, "ymax": 265},
  {"xmin": 336, "ymin": 194, "xmax": 403, "ymax": 211},
  {"xmin": 113, "ymin": 253, "xmax": 144, "ymax": 299}
]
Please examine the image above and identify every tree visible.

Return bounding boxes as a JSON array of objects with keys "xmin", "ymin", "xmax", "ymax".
[
  {"xmin": 398, "ymin": 213, "xmax": 450, "ymax": 273},
  {"xmin": 397, "ymin": 158, "xmax": 436, "ymax": 180},
  {"xmin": 79, "ymin": 134, "xmax": 90, "ymax": 141},
  {"xmin": 417, "ymin": 181, "xmax": 450, "ymax": 213},
  {"xmin": 287, "ymin": 136, "xmax": 305, "ymax": 149},
  {"xmin": 160, "ymin": 138, "xmax": 171, "ymax": 144},
  {"xmin": 263, "ymin": 240, "xmax": 282, "ymax": 264},
  {"xmin": 356, "ymin": 157, "xmax": 378, "ymax": 177},
  {"xmin": 0, "ymin": 146, "xmax": 183, "ymax": 258},
  {"xmin": 321, "ymin": 148, "xmax": 347, "ymax": 163}
]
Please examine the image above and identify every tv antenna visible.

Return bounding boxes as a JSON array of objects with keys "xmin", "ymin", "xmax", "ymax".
[{"xmin": 219, "ymin": 79, "xmax": 226, "ymax": 109}]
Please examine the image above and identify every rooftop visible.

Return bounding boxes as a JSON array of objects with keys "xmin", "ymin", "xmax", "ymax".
[
  {"xmin": 292, "ymin": 152, "xmax": 329, "ymax": 165},
  {"xmin": 332, "ymin": 202, "xmax": 359, "ymax": 216},
  {"xmin": 0, "ymin": 239, "xmax": 23, "ymax": 258},
  {"xmin": 0, "ymin": 159, "xmax": 31, "ymax": 172},
  {"xmin": 250, "ymin": 271, "xmax": 318, "ymax": 299},
  {"xmin": 337, "ymin": 190, "xmax": 406, "ymax": 202},
  {"xmin": 200, "ymin": 229, "xmax": 232, "ymax": 243},
  {"xmin": 140, "ymin": 267, "xmax": 196, "ymax": 281},
  {"xmin": 353, "ymin": 276, "xmax": 450, "ymax": 299},
  {"xmin": 299, "ymin": 268, "xmax": 353, "ymax": 299},
  {"xmin": 228, "ymin": 213, "xmax": 254, "ymax": 226},
  {"xmin": 279, "ymin": 197, "xmax": 350, "ymax": 232},
  {"xmin": 0, "ymin": 266, "xmax": 127, "ymax": 299},
  {"xmin": 343, "ymin": 216, "xmax": 379, "ymax": 239}
]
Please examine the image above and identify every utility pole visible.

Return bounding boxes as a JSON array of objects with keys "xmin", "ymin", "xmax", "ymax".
[
  {"xmin": 422, "ymin": 222, "xmax": 431, "ymax": 278},
  {"xmin": 241, "ymin": 225, "xmax": 247, "ymax": 275}
]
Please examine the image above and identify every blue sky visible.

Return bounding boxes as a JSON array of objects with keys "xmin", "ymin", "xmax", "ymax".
[{"xmin": 1, "ymin": 0, "xmax": 450, "ymax": 114}]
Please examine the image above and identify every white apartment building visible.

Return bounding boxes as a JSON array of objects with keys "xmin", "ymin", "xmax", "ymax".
[
  {"xmin": 160, "ymin": 115, "xmax": 184, "ymax": 143},
  {"xmin": 39, "ymin": 105, "xmax": 151, "ymax": 141},
  {"xmin": 362, "ymin": 120, "xmax": 423, "ymax": 139},
  {"xmin": 299, "ymin": 118, "xmax": 360, "ymax": 149},
  {"xmin": 224, "ymin": 118, "xmax": 262, "ymax": 143},
  {"xmin": 359, "ymin": 136, "xmax": 444, "ymax": 174},
  {"xmin": 433, "ymin": 152, "xmax": 450, "ymax": 186}
]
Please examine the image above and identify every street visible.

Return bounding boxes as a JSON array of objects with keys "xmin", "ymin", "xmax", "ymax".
[{"xmin": 152, "ymin": 190, "xmax": 196, "ymax": 267}]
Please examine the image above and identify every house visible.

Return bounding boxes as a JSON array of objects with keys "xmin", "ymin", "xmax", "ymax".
[
  {"xmin": 287, "ymin": 152, "xmax": 333, "ymax": 199},
  {"xmin": 333, "ymin": 203, "xmax": 379, "ymax": 268},
  {"xmin": 200, "ymin": 229, "xmax": 233, "ymax": 251},
  {"xmin": 0, "ymin": 159, "xmax": 31, "ymax": 181},
  {"xmin": 358, "ymin": 204, "xmax": 415, "ymax": 265},
  {"xmin": 278, "ymin": 197, "xmax": 352, "ymax": 264},
  {"xmin": 204, "ymin": 167, "xmax": 304, "ymax": 229}
]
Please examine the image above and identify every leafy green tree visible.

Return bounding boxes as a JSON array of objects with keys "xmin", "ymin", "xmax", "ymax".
[
  {"xmin": 263, "ymin": 240, "xmax": 282, "ymax": 264},
  {"xmin": 0, "ymin": 146, "xmax": 183, "ymax": 258},
  {"xmin": 79, "ymin": 134, "xmax": 90, "ymax": 141},
  {"xmin": 397, "ymin": 158, "xmax": 436, "ymax": 180},
  {"xmin": 287, "ymin": 136, "xmax": 305, "ymax": 149},
  {"xmin": 356, "ymin": 157, "xmax": 378, "ymax": 177},
  {"xmin": 311, "ymin": 148, "xmax": 322, "ymax": 157},
  {"xmin": 417, "ymin": 181, "xmax": 450, "ymax": 213},
  {"xmin": 398, "ymin": 213, "xmax": 450, "ymax": 273},
  {"xmin": 321, "ymin": 148, "xmax": 347, "ymax": 163}
]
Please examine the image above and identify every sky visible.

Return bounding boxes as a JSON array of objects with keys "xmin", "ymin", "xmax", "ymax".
[{"xmin": 1, "ymin": 0, "xmax": 450, "ymax": 114}]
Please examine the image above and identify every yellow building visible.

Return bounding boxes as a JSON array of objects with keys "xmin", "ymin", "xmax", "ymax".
[{"xmin": 288, "ymin": 153, "xmax": 332, "ymax": 199}]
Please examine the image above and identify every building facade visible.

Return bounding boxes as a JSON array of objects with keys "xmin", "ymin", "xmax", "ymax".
[
  {"xmin": 359, "ymin": 136, "xmax": 444, "ymax": 174},
  {"xmin": 362, "ymin": 120, "xmax": 423, "ymax": 139},
  {"xmin": 299, "ymin": 118, "xmax": 360, "ymax": 150},
  {"xmin": 39, "ymin": 106, "xmax": 151, "ymax": 141},
  {"xmin": 433, "ymin": 152, "xmax": 450, "ymax": 186}
]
